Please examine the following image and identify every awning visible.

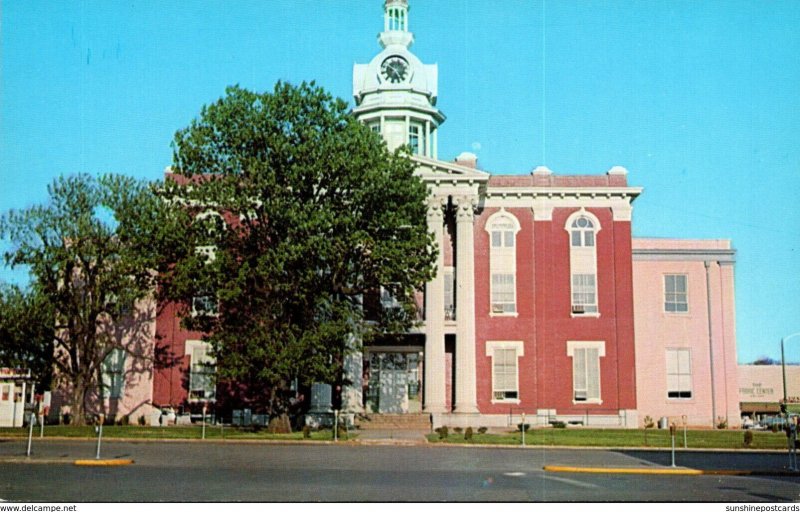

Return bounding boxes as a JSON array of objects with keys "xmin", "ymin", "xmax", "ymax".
[{"xmin": 740, "ymin": 402, "xmax": 780, "ymax": 413}]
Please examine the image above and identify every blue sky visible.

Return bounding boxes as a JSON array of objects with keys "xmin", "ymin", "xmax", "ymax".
[{"xmin": 2, "ymin": 1, "xmax": 799, "ymax": 363}]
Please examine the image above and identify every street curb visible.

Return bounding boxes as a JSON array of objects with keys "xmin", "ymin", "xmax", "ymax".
[
  {"xmin": 0, "ymin": 457, "xmax": 75, "ymax": 465},
  {"xmin": 544, "ymin": 465, "xmax": 800, "ymax": 477},
  {"xmin": 0, "ymin": 436, "xmax": 789, "ymax": 452},
  {"xmin": 73, "ymin": 459, "xmax": 135, "ymax": 467}
]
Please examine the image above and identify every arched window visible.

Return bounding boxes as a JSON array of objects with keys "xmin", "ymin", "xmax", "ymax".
[
  {"xmin": 565, "ymin": 210, "xmax": 601, "ymax": 315},
  {"xmin": 570, "ymin": 216, "xmax": 595, "ymax": 247},
  {"xmin": 486, "ymin": 211, "xmax": 520, "ymax": 315}
]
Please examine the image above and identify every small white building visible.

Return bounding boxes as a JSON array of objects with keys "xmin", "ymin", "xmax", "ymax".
[{"xmin": 0, "ymin": 368, "xmax": 34, "ymax": 427}]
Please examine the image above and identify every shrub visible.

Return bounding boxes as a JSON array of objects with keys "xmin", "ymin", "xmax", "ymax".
[
  {"xmin": 743, "ymin": 430, "xmax": 754, "ymax": 447},
  {"xmin": 453, "ymin": 426, "xmax": 463, "ymax": 434},
  {"xmin": 464, "ymin": 427, "xmax": 473, "ymax": 441},
  {"xmin": 302, "ymin": 425, "xmax": 311, "ymax": 439},
  {"xmin": 517, "ymin": 423, "xmax": 531, "ymax": 432},
  {"xmin": 716, "ymin": 416, "xmax": 728, "ymax": 430},
  {"xmin": 435, "ymin": 426, "xmax": 449, "ymax": 439},
  {"xmin": 549, "ymin": 421, "xmax": 566, "ymax": 429},
  {"xmin": 477, "ymin": 427, "xmax": 488, "ymax": 435},
  {"xmin": 643, "ymin": 415, "xmax": 655, "ymax": 446}
]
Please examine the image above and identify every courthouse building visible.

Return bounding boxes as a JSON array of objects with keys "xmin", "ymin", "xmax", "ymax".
[{"xmin": 69, "ymin": 0, "xmax": 742, "ymax": 429}]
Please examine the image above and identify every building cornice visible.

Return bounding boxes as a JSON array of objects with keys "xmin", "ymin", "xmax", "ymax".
[{"xmin": 632, "ymin": 247, "xmax": 736, "ymax": 263}]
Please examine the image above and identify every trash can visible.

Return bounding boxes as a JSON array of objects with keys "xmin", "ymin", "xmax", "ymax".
[{"xmin": 658, "ymin": 417, "xmax": 668, "ymax": 429}]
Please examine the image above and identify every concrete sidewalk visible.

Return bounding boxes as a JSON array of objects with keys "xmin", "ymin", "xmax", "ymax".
[{"xmin": 351, "ymin": 428, "xmax": 430, "ymax": 445}]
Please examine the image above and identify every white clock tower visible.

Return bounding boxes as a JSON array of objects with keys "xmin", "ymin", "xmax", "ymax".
[{"xmin": 353, "ymin": 0, "xmax": 445, "ymax": 158}]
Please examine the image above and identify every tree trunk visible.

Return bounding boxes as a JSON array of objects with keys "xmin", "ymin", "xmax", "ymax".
[
  {"xmin": 68, "ymin": 375, "xmax": 91, "ymax": 426},
  {"xmin": 266, "ymin": 387, "xmax": 292, "ymax": 433},
  {"xmin": 267, "ymin": 413, "xmax": 292, "ymax": 434}
]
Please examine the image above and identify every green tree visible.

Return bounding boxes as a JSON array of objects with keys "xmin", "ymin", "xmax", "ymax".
[
  {"xmin": 161, "ymin": 82, "xmax": 435, "ymax": 428},
  {"xmin": 0, "ymin": 284, "xmax": 55, "ymax": 389},
  {"xmin": 0, "ymin": 174, "xmax": 188, "ymax": 425}
]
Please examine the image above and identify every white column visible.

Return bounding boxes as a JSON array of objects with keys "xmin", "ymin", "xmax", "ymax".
[
  {"xmin": 424, "ymin": 198, "xmax": 447, "ymax": 413},
  {"xmin": 309, "ymin": 383, "xmax": 332, "ymax": 413},
  {"xmin": 433, "ymin": 129, "xmax": 438, "ymax": 159},
  {"xmin": 454, "ymin": 195, "xmax": 479, "ymax": 413},
  {"xmin": 425, "ymin": 121, "xmax": 431, "ymax": 157},
  {"xmin": 341, "ymin": 334, "xmax": 363, "ymax": 414}
]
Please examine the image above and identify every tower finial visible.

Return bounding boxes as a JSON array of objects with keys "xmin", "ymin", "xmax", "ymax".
[
  {"xmin": 384, "ymin": 0, "xmax": 409, "ymax": 32},
  {"xmin": 380, "ymin": 0, "xmax": 412, "ymax": 48}
]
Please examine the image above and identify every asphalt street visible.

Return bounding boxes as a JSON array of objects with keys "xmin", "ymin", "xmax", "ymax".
[{"xmin": 1, "ymin": 439, "xmax": 798, "ymax": 502}]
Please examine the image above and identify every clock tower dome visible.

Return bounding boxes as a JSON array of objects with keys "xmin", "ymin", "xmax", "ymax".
[{"xmin": 353, "ymin": 0, "xmax": 445, "ymax": 158}]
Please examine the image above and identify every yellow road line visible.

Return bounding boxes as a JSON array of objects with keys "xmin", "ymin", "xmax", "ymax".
[
  {"xmin": 74, "ymin": 459, "xmax": 134, "ymax": 466},
  {"xmin": 544, "ymin": 465, "xmax": 702, "ymax": 475}
]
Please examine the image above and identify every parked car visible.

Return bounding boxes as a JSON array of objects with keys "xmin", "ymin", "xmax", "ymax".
[
  {"xmin": 742, "ymin": 417, "xmax": 765, "ymax": 430},
  {"xmin": 759, "ymin": 415, "xmax": 788, "ymax": 430}
]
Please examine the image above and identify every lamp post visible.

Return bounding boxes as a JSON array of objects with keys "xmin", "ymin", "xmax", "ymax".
[{"xmin": 781, "ymin": 332, "xmax": 800, "ymax": 409}]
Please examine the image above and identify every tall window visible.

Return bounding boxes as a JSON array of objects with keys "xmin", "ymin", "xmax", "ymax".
[
  {"xmin": 408, "ymin": 123, "xmax": 424, "ymax": 155},
  {"xmin": 566, "ymin": 211, "xmax": 600, "ymax": 315},
  {"xmin": 187, "ymin": 341, "xmax": 216, "ymax": 401},
  {"xmin": 444, "ymin": 267, "xmax": 455, "ymax": 320},
  {"xmin": 101, "ymin": 348, "xmax": 126, "ymax": 399},
  {"xmin": 666, "ymin": 348, "xmax": 692, "ymax": 399},
  {"xmin": 486, "ymin": 341, "xmax": 523, "ymax": 402},
  {"xmin": 486, "ymin": 211, "xmax": 520, "ymax": 315},
  {"xmin": 567, "ymin": 341, "xmax": 605, "ymax": 403},
  {"xmin": 571, "ymin": 274, "xmax": 597, "ymax": 313},
  {"xmin": 380, "ymin": 285, "xmax": 401, "ymax": 310},
  {"xmin": 192, "ymin": 290, "xmax": 218, "ymax": 317},
  {"xmin": 665, "ymin": 274, "xmax": 688, "ymax": 312}
]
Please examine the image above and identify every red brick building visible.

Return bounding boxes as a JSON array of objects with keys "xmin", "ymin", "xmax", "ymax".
[{"xmin": 141, "ymin": 0, "xmax": 740, "ymax": 430}]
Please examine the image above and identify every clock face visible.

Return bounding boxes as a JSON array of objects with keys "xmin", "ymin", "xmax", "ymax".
[{"xmin": 381, "ymin": 56, "xmax": 409, "ymax": 84}]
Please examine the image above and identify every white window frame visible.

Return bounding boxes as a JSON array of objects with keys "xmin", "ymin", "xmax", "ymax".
[
  {"xmin": 666, "ymin": 348, "xmax": 693, "ymax": 399},
  {"xmin": 485, "ymin": 210, "xmax": 521, "ymax": 317},
  {"xmin": 486, "ymin": 341, "xmax": 524, "ymax": 404},
  {"xmin": 185, "ymin": 340, "xmax": 216, "ymax": 402},
  {"xmin": 567, "ymin": 341, "xmax": 605, "ymax": 404},
  {"xmin": 571, "ymin": 273, "xmax": 598, "ymax": 314},
  {"xmin": 664, "ymin": 274, "xmax": 689, "ymax": 314},
  {"xmin": 565, "ymin": 210, "xmax": 601, "ymax": 317}
]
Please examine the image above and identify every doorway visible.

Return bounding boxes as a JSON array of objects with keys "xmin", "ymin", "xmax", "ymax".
[{"xmin": 365, "ymin": 351, "xmax": 422, "ymax": 414}]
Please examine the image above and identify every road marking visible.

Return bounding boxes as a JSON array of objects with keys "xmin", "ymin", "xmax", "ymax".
[
  {"xmin": 74, "ymin": 459, "xmax": 134, "ymax": 466},
  {"xmin": 543, "ymin": 475, "xmax": 600, "ymax": 489},
  {"xmin": 503, "ymin": 472, "xmax": 526, "ymax": 477}
]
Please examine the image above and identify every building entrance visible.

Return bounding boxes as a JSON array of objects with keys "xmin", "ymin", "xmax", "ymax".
[{"xmin": 365, "ymin": 351, "xmax": 422, "ymax": 414}]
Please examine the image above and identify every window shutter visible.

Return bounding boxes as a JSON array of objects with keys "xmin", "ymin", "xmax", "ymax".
[{"xmin": 587, "ymin": 348, "xmax": 600, "ymax": 399}]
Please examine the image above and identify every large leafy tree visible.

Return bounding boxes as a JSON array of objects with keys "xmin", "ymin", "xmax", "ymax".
[
  {"xmin": 0, "ymin": 174, "xmax": 188, "ymax": 424},
  {"xmin": 0, "ymin": 284, "xmax": 55, "ymax": 389},
  {"xmin": 162, "ymin": 82, "xmax": 435, "ymax": 426}
]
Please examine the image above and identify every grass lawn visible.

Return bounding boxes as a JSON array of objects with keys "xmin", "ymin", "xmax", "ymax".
[
  {"xmin": 426, "ymin": 427, "xmax": 790, "ymax": 450},
  {"xmin": 0, "ymin": 424, "xmax": 353, "ymax": 442}
]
